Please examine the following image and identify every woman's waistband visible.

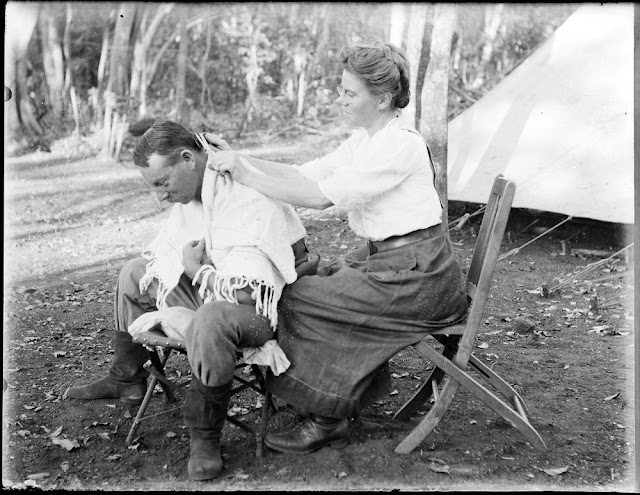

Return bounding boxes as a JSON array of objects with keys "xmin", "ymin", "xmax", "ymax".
[{"xmin": 368, "ymin": 224, "xmax": 443, "ymax": 255}]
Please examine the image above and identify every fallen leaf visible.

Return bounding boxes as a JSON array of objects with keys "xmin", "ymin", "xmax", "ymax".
[
  {"xmin": 106, "ymin": 454, "xmax": 121, "ymax": 462},
  {"xmin": 166, "ymin": 431, "xmax": 177, "ymax": 438},
  {"xmin": 60, "ymin": 462, "xmax": 70, "ymax": 473},
  {"xmin": 27, "ymin": 473, "xmax": 50, "ymax": 480},
  {"xmin": 17, "ymin": 430, "xmax": 31, "ymax": 438},
  {"xmin": 477, "ymin": 342, "xmax": 489, "ymax": 349},
  {"xmin": 604, "ymin": 393, "xmax": 619, "ymax": 401},
  {"xmin": 53, "ymin": 351, "xmax": 67, "ymax": 358},
  {"xmin": 337, "ymin": 471, "xmax": 348, "ymax": 479},
  {"xmin": 428, "ymin": 462, "xmax": 451, "ymax": 474},
  {"xmin": 389, "ymin": 389, "xmax": 399, "ymax": 396},
  {"xmin": 543, "ymin": 466, "xmax": 569, "ymax": 476},
  {"xmin": 51, "ymin": 437, "xmax": 80, "ymax": 451},
  {"xmin": 98, "ymin": 432, "xmax": 110, "ymax": 440},
  {"xmin": 50, "ymin": 426, "xmax": 63, "ymax": 437},
  {"xmin": 563, "ymin": 365, "xmax": 570, "ymax": 370},
  {"xmin": 226, "ymin": 470, "xmax": 250, "ymax": 480},
  {"xmin": 128, "ymin": 443, "xmax": 140, "ymax": 450}
]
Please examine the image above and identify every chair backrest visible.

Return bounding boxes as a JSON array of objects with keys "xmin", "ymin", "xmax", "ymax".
[{"xmin": 455, "ymin": 175, "xmax": 516, "ymax": 364}]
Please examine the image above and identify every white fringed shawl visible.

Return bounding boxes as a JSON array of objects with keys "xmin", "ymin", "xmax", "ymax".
[{"xmin": 138, "ymin": 166, "xmax": 306, "ymax": 330}]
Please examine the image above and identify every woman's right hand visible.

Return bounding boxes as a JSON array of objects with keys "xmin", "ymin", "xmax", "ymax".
[{"xmin": 203, "ymin": 132, "xmax": 233, "ymax": 152}]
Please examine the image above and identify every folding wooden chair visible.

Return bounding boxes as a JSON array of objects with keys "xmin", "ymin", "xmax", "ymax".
[
  {"xmin": 125, "ymin": 330, "xmax": 276, "ymax": 458},
  {"xmin": 393, "ymin": 175, "xmax": 547, "ymax": 454}
]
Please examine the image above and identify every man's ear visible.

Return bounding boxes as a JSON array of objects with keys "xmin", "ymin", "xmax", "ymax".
[{"xmin": 181, "ymin": 149, "xmax": 196, "ymax": 169}]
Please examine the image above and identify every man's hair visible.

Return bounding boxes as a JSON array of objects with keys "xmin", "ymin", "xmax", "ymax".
[
  {"xmin": 338, "ymin": 41, "xmax": 411, "ymax": 110},
  {"xmin": 132, "ymin": 119, "xmax": 202, "ymax": 168}
]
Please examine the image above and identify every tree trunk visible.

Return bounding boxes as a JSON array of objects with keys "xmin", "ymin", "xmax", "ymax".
[
  {"xmin": 130, "ymin": 3, "xmax": 174, "ymax": 116},
  {"xmin": 237, "ymin": 16, "xmax": 260, "ymax": 138},
  {"xmin": 403, "ymin": 3, "xmax": 428, "ymax": 128},
  {"xmin": 5, "ymin": 2, "xmax": 43, "ymax": 148},
  {"xmin": 282, "ymin": 3, "xmax": 300, "ymax": 112},
  {"xmin": 63, "ymin": 3, "xmax": 74, "ymax": 95},
  {"xmin": 39, "ymin": 5, "xmax": 66, "ymax": 122},
  {"xmin": 414, "ymin": 6, "xmax": 434, "ymax": 127},
  {"xmin": 418, "ymin": 4, "xmax": 457, "ymax": 227},
  {"xmin": 101, "ymin": 3, "xmax": 137, "ymax": 161},
  {"xmin": 97, "ymin": 16, "xmax": 112, "ymax": 91},
  {"xmin": 470, "ymin": 3, "xmax": 504, "ymax": 90},
  {"xmin": 388, "ymin": 3, "xmax": 408, "ymax": 53},
  {"xmin": 296, "ymin": 69, "xmax": 307, "ymax": 117},
  {"xmin": 200, "ymin": 20, "xmax": 213, "ymax": 108},
  {"xmin": 173, "ymin": 10, "xmax": 189, "ymax": 124},
  {"xmin": 146, "ymin": 33, "xmax": 176, "ymax": 94},
  {"xmin": 106, "ymin": 4, "xmax": 137, "ymax": 96}
]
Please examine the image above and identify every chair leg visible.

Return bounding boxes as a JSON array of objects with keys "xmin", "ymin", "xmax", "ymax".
[
  {"xmin": 394, "ymin": 367, "xmax": 446, "ymax": 422},
  {"xmin": 256, "ymin": 390, "xmax": 272, "ymax": 459},
  {"xmin": 412, "ymin": 341, "xmax": 547, "ymax": 452},
  {"xmin": 126, "ymin": 375, "xmax": 159, "ymax": 446},
  {"xmin": 468, "ymin": 354, "xmax": 531, "ymax": 418},
  {"xmin": 395, "ymin": 378, "xmax": 460, "ymax": 454},
  {"xmin": 394, "ymin": 337, "xmax": 460, "ymax": 422},
  {"xmin": 147, "ymin": 349, "xmax": 175, "ymax": 403}
]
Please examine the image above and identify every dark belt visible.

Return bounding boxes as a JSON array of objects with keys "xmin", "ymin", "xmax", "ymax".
[{"xmin": 368, "ymin": 224, "xmax": 443, "ymax": 255}]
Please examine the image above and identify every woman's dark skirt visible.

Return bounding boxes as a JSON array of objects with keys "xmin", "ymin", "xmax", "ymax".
[{"xmin": 266, "ymin": 230, "xmax": 469, "ymax": 418}]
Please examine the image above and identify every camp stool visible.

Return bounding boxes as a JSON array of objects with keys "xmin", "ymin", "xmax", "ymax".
[
  {"xmin": 126, "ymin": 330, "xmax": 277, "ymax": 458},
  {"xmin": 393, "ymin": 174, "xmax": 547, "ymax": 453}
]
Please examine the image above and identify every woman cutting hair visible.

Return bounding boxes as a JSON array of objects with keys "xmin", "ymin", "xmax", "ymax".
[{"xmin": 205, "ymin": 40, "xmax": 468, "ymax": 455}]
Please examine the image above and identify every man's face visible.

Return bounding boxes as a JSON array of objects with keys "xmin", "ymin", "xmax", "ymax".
[{"xmin": 139, "ymin": 151, "xmax": 202, "ymax": 204}]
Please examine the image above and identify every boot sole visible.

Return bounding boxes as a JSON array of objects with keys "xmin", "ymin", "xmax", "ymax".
[
  {"xmin": 66, "ymin": 393, "xmax": 143, "ymax": 405},
  {"xmin": 264, "ymin": 437, "xmax": 349, "ymax": 455}
]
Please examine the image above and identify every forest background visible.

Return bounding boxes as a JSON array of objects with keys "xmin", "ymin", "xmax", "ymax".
[{"xmin": 5, "ymin": 2, "xmax": 579, "ymax": 164}]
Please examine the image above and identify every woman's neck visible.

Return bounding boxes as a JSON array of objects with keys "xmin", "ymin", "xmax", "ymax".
[{"xmin": 364, "ymin": 111, "xmax": 398, "ymax": 137}]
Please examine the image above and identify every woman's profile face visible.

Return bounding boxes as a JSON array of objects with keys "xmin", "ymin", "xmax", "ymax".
[{"xmin": 337, "ymin": 70, "xmax": 383, "ymax": 129}]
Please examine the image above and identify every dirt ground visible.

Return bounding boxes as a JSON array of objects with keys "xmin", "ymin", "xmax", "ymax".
[{"xmin": 2, "ymin": 129, "xmax": 636, "ymax": 491}]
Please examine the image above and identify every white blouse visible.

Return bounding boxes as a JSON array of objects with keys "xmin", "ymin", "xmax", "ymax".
[{"xmin": 296, "ymin": 118, "xmax": 443, "ymax": 241}]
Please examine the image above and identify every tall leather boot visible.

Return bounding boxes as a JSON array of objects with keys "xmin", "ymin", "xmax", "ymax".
[
  {"xmin": 67, "ymin": 330, "xmax": 149, "ymax": 404},
  {"xmin": 183, "ymin": 376, "xmax": 232, "ymax": 481}
]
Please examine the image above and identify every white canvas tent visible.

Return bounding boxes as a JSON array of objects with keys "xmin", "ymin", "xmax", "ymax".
[{"xmin": 447, "ymin": 3, "xmax": 634, "ymax": 225}]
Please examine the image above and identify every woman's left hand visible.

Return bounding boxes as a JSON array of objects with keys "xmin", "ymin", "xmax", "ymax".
[
  {"xmin": 210, "ymin": 151, "xmax": 251, "ymax": 185},
  {"xmin": 182, "ymin": 239, "xmax": 206, "ymax": 280}
]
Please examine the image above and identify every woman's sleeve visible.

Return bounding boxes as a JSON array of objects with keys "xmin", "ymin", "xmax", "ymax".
[
  {"xmin": 319, "ymin": 130, "xmax": 426, "ymax": 210},
  {"xmin": 295, "ymin": 134, "xmax": 357, "ymax": 182}
]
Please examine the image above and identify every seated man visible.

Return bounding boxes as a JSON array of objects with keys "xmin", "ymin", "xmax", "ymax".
[{"xmin": 67, "ymin": 119, "xmax": 316, "ymax": 481}]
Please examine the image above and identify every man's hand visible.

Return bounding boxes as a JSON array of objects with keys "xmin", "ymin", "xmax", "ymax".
[
  {"xmin": 182, "ymin": 239, "xmax": 206, "ymax": 280},
  {"xmin": 210, "ymin": 151, "xmax": 251, "ymax": 185},
  {"xmin": 203, "ymin": 132, "xmax": 233, "ymax": 152}
]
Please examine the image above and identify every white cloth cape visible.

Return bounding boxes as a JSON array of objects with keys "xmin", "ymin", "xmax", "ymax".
[{"xmin": 131, "ymin": 166, "xmax": 306, "ymax": 374}]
